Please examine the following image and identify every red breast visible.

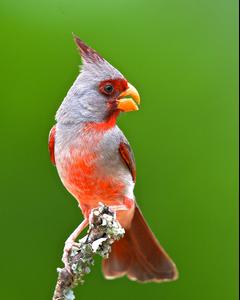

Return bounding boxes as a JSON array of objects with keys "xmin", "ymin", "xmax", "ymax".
[{"xmin": 58, "ymin": 121, "xmax": 127, "ymax": 219}]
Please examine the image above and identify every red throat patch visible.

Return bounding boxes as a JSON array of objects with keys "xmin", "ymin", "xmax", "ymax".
[{"xmin": 85, "ymin": 110, "xmax": 120, "ymax": 132}]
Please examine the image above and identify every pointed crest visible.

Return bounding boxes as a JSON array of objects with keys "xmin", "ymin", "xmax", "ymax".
[{"xmin": 73, "ymin": 34, "xmax": 104, "ymax": 64}]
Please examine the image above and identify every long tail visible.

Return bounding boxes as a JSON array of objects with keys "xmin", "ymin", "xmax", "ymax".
[{"xmin": 102, "ymin": 206, "xmax": 178, "ymax": 282}]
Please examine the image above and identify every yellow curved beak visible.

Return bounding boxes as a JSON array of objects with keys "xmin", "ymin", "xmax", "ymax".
[{"xmin": 117, "ymin": 83, "xmax": 140, "ymax": 112}]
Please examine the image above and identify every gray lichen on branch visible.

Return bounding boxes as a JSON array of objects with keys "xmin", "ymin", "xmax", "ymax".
[{"xmin": 52, "ymin": 204, "xmax": 125, "ymax": 300}]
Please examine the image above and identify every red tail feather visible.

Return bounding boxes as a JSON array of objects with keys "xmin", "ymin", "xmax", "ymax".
[{"xmin": 102, "ymin": 206, "xmax": 178, "ymax": 282}]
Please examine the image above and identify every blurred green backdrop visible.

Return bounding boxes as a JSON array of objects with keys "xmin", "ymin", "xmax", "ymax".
[{"xmin": 0, "ymin": 0, "xmax": 238, "ymax": 299}]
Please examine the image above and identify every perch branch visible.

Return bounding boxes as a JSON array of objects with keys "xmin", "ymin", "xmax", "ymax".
[{"xmin": 52, "ymin": 204, "xmax": 125, "ymax": 300}]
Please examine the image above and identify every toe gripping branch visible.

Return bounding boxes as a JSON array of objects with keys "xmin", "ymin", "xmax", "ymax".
[{"xmin": 52, "ymin": 204, "xmax": 125, "ymax": 300}]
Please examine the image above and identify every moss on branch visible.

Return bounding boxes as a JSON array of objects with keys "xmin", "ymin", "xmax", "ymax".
[{"xmin": 52, "ymin": 204, "xmax": 125, "ymax": 300}]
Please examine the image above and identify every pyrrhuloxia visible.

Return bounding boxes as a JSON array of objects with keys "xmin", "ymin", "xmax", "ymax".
[{"xmin": 49, "ymin": 35, "xmax": 178, "ymax": 282}]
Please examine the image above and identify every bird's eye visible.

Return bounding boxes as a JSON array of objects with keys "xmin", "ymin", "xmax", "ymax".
[{"xmin": 104, "ymin": 84, "xmax": 114, "ymax": 94}]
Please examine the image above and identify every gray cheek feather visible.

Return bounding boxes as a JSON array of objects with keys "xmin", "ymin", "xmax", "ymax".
[
  {"xmin": 55, "ymin": 59, "xmax": 124, "ymax": 125},
  {"xmin": 55, "ymin": 82, "xmax": 108, "ymax": 124}
]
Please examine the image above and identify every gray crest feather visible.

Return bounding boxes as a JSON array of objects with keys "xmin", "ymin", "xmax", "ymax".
[{"xmin": 56, "ymin": 35, "xmax": 124, "ymax": 125}]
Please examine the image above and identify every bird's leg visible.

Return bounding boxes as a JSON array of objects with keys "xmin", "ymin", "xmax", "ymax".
[{"xmin": 62, "ymin": 218, "xmax": 88, "ymax": 270}]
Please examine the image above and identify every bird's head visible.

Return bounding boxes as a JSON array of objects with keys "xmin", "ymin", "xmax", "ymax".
[{"xmin": 56, "ymin": 35, "xmax": 140, "ymax": 125}]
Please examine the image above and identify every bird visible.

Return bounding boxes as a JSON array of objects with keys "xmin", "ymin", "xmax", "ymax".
[{"xmin": 48, "ymin": 34, "xmax": 178, "ymax": 283}]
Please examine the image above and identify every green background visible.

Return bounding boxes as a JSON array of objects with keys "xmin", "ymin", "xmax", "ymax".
[{"xmin": 0, "ymin": 0, "xmax": 238, "ymax": 299}]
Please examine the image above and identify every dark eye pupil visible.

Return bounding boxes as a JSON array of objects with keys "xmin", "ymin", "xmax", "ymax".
[{"xmin": 104, "ymin": 84, "xmax": 114, "ymax": 93}]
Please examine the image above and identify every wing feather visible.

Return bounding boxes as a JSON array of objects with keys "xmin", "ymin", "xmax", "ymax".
[
  {"xmin": 48, "ymin": 125, "xmax": 56, "ymax": 165},
  {"xmin": 119, "ymin": 142, "xmax": 136, "ymax": 182}
]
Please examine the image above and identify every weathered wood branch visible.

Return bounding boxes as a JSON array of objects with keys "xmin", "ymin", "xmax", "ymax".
[{"xmin": 52, "ymin": 204, "xmax": 125, "ymax": 300}]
